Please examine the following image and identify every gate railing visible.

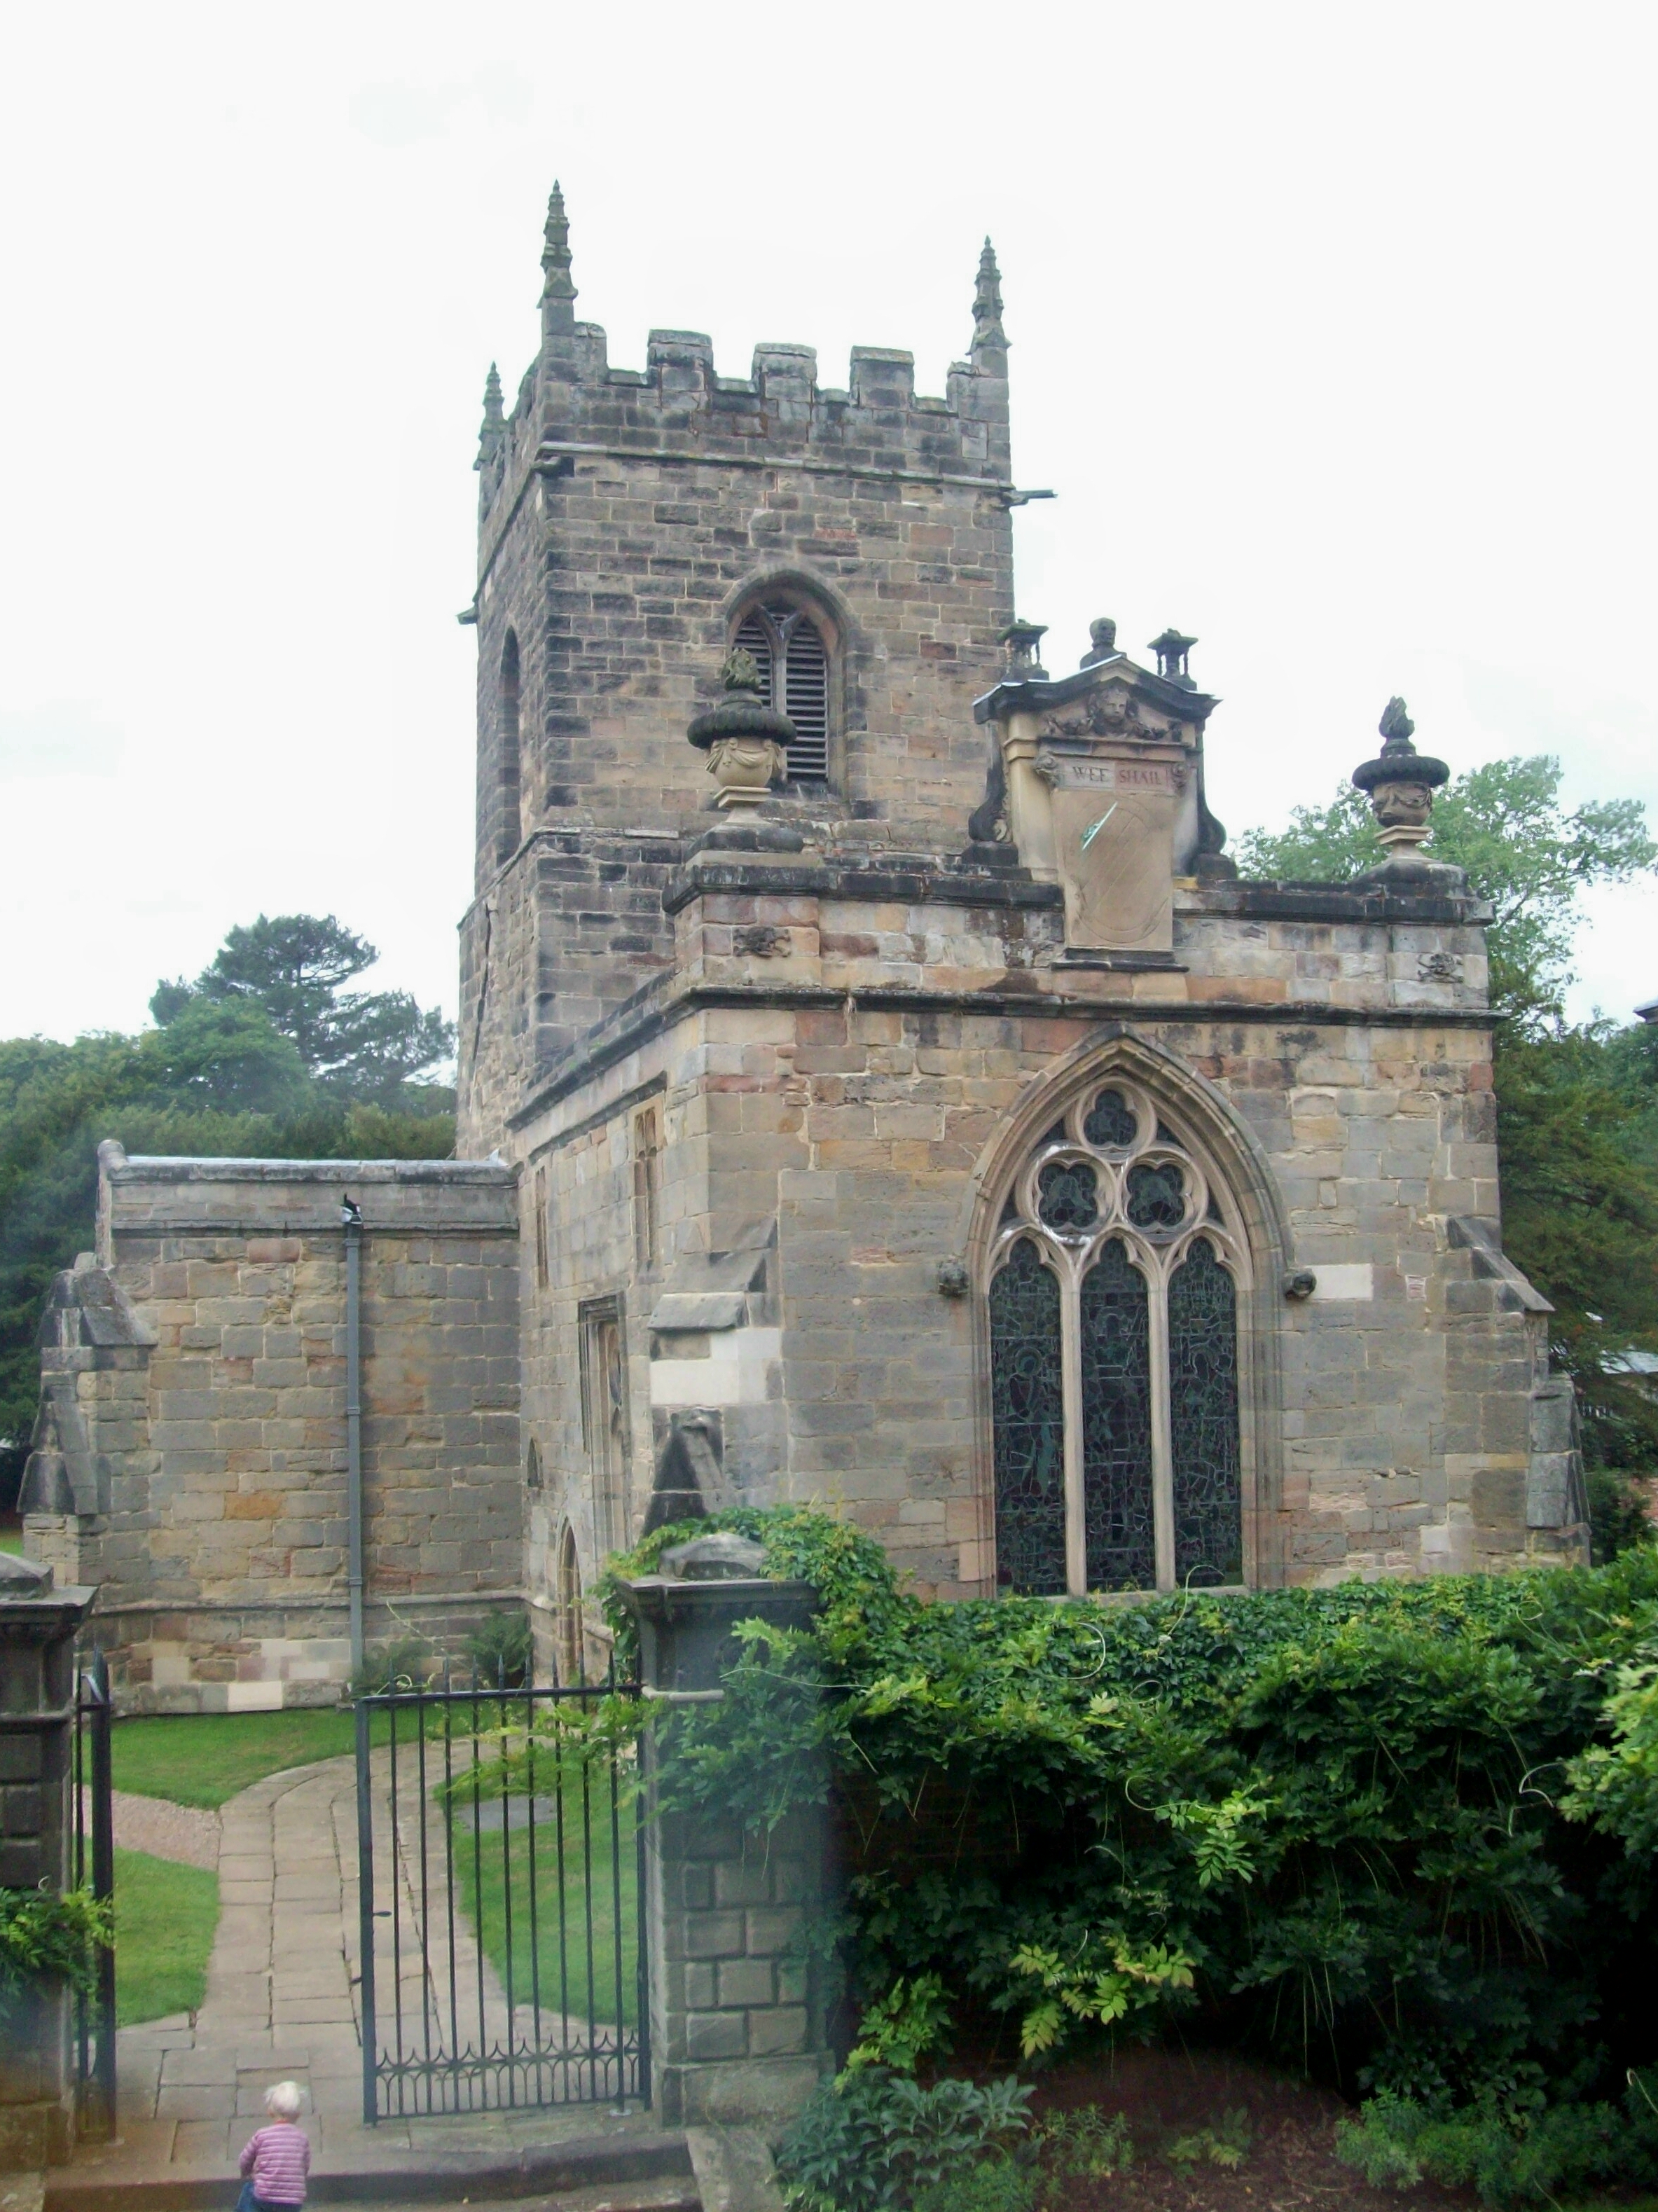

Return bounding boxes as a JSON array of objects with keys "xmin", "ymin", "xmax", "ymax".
[
  {"xmin": 73, "ymin": 1651, "xmax": 116, "ymax": 2140},
  {"xmin": 354, "ymin": 1666, "xmax": 648, "ymax": 2122}
]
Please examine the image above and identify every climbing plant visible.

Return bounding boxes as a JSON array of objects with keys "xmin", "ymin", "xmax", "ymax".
[{"xmin": 608, "ymin": 1508, "xmax": 1658, "ymax": 2201}]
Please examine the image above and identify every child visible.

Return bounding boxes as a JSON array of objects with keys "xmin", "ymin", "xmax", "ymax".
[{"xmin": 237, "ymin": 2082, "xmax": 310, "ymax": 2212}]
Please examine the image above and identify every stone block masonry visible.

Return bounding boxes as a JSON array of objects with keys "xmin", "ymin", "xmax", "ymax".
[
  {"xmin": 23, "ymin": 1149, "xmax": 521, "ymax": 1712},
  {"xmin": 509, "ymin": 833, "xmax": 1584, "ymax": 1612},
  {"xmin": 29, "ymin": 191, "xmax": 1589, "ymax": 1735},
  {"xmin": 458, "ymin": 207, "xmax": 1016, "ymax": 1154},
  {"xmin": 646, "ymin": 1802, "xmax": 831, "ymax": 2124}
]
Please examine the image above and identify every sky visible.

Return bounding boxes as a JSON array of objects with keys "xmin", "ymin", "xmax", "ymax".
[{"xmin": 4, "ymin": 1, "xmax": 1657, "ymax": 1044}]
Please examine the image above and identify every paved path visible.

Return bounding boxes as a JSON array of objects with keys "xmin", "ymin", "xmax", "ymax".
[{"xmin": 72, "ymin": 1755, "xmax": 649, "ymax": 2185}]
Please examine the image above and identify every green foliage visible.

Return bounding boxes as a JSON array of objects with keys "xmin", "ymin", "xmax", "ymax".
[
  {"xmin": 352, "ymin": 1635, "xmax": 435, "ymax": 1696},
  {"xmin": 464, "ymin": 1610, "xmax": 533, "ymax": 1689},
  {"xmin": 156, "ymin": 911, "xmax": 455, "ymax": 1100},
  {"xmin": 1562, "ymin": 1642, "xmax": 1658, "ymax": 1857},
  {"xmin": 1010, "ymin": 1935, "xmax": 1195, "ymax": 2057},
  {"xmin": 0, "ymin": 1885, "xmax": 111, "ymax": 2009},
  {"xmin": 908, "ymin": 2166, "xmax": 1034, "ymax": 2212},
  {"xmin": 1336, "ymin": 2076, "xmax": 1658, "ymax": 2206},
  {"xmin": 635, "ymin": 1509, "xmax": 1658, "ymax": 2202},
  {"xmin": 1166, "ymin": 2106, "xmax": 1250, "ymax": 2170},
  {"xmin": 1493, "ymin": 1025, "xmax": 1658, "ymax": 1464},
  {"xmin": 776, "ymin": 2068, "xmax": 1033, "ymax": 2212},
  {"xmin": 846, "ymin": 1972, "xmax": 953, "ymax": 2073},
  {"xmin": 1234, "ymin": 753, "xmax": 1656, "ymax": 1030},
  {"xmin": 1032, "ymin": 2106, "xmax": 1134, "ymax": 2179},
  {"xmin": 0, "ymin": 912, "xmax": 456, "ymax": 1497},
  {"xmin": 1239, "ymin": 753, "xmax": 1658, "ymax": 1520},
  {"xmin": 1587, "ymin": 1465, "xmax": 1657, "ymax": 1563}
]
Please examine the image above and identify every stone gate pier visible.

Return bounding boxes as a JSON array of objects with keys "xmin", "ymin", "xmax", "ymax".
[
  {"xmin": 617, "ymin": 1536, "xmax": 834, "ymax": 2129},
  {"xmin": 0, "ymin": 1556, "xmax": 96, "ymax": 2170}
]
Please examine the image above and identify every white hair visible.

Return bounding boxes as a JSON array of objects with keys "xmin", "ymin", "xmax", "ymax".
[{"xmin": 265, "ymin": 2081, "xmax": 303, "ymax": 2122}]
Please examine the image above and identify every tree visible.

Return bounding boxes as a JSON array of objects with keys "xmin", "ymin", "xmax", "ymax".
[
  {"xmin": 137, "ymin": 997, "xmax": 312, "ymax": 1116},
  {"xmin": 152, "ymin": 912, "xmax": 456, "ymax": 1102},
  {"xmin": 0, "ymin": 916, "xmax": 457, "ymax": 1511},
  {"xmin": 1238, "ymin": 754, "xmax": 1658, "ymax": 1551},
  {"xmin": 1235, "ymin": 755, "xmax": 1656, "ymax": 1030}
]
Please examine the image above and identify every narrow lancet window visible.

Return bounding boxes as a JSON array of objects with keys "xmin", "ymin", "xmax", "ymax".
[
  {"xmin": 1168, "ymin": 1238, "xmax": 1243, "ymax": 1587},
  {"xmin": 989, "ymin": 1238, "xmax": 1066, "ymax": 1596},
  {"xmin": 1079, "ymin": 1240, "xmax": 1155, "ymax": 1591}
]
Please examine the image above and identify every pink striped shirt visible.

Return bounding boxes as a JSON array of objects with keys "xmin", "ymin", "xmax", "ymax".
[{"xmin": 240, "ymin": 2122, "xmax": 310, "ymax": 2204}]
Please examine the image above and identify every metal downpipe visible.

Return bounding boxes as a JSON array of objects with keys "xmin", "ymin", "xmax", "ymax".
[{"xmin": 343, "ymin": 1196, "xmax": 364, "ymax": 1681}]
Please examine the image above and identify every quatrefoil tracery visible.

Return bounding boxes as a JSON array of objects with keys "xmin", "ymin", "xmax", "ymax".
[{"xmin": 991, "ymin": 1081, "xmax": 1243, "ymax": 1290}]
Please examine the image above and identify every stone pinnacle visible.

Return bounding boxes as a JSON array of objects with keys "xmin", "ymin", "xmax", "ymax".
[
  {"xmin": 541, "ymin": 179, "xmax": 577, "ymax": 334},
  {"xmin": 972, "ymin": 235, "xmax": 1006, "ymax": 355}
]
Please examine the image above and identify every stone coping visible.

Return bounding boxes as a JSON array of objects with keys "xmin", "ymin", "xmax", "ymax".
[{"xmin": 104, "ymin": 1159, "xmax": 513, "ymax": 1187}]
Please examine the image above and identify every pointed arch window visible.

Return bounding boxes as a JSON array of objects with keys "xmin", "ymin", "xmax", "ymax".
[
  {"xmin": 988, "ymin": 1081, "xmax": 1243, "ymax": 1596},
  {"xmin": 554, "ymin": 1521, "xmax": 583, "ymax": 1686},
  {"xmin": 498, "ymin": 629, "xmax": 522, "ymax": 865},
  {"xmin": 733, "ymin": 600, "xmax": 830, "ymax": 782}
]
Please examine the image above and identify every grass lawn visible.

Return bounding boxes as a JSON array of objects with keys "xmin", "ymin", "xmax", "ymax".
[
  {"xmin": 449, "ymin": 1746, "xmax": 641, "ymax": 2032},
  {"xmin": 111, "ymin": 1708, "xmax": 366, "ymax": 1807},
  {"xmin": 113, "ymin": 1846, "xmax": 219, "ymax": 2025}
]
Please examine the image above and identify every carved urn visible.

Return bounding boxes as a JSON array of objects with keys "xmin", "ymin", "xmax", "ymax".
[
  {"xmin": 1351, "ymin": 698, "xmax": 1450, "ymax": 860},
  {"xmin": 687, "ymin": 649, "xmax": 794, "ymax": 809}
]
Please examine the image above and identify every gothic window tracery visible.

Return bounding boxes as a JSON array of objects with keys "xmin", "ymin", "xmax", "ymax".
[
  {"xmin": 733, "ymin": 600, "xmax": 831, "ymax": 782},
  {"xmin": 988, "ymin": 1080, "xmax": 1245, "ymax": 1596}
]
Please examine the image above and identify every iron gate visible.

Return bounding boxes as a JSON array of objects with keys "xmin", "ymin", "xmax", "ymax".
[
  {"xmin": 73, "ymin": 1652, "xmax": 116, "ymax": 2139},
  {"xmin": 354, "ymin": 1666, "xmax": 649, "ymax": 2122}
]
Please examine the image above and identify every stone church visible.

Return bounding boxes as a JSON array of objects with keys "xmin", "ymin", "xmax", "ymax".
[{"xmin": 22, "ymin": 190, "xmax": 1587, "ymax": 1709}]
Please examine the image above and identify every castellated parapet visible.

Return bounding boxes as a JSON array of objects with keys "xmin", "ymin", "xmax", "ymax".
[{"xmin": 462, "ymin": 193, "xmax": 1021, "ymax": 1136}]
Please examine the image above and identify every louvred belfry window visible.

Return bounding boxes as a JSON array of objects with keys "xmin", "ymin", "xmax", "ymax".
[
  {"xmin": 733, "ymin": 602, "xmax": 830, "ymax": 782},
  {"xmin": 988, "ymin": 1082, "xmax": 1244, "ymax": 1596}
]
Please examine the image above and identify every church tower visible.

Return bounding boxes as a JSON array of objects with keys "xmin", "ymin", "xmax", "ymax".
[{"xmin": 458, "ymin": 189, "xmax": 1017, "ymax": 1149}]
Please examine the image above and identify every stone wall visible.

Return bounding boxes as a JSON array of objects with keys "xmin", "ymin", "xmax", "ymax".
[
  {"xmin": 507, "ymin": 855, "xmax": 1583, "ymax": 1610},
  {"xmin": 22, "ymin": 1149, "xmax": 521, "ymax": 1711}
]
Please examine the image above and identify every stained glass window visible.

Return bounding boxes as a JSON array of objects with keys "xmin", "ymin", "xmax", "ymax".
[
  {"xmin": 1080, "ymin": 1241, "xmax": 1155, "ymax": 1590},
  {"xmin": 988, "ymin": 1080, "xmax": 1245, "ymax": 1597},
  {"xmin": 989, "ymin": 1239, "xmax": 1067, "ymax": 1596},
  {"xmin": 1084, "ymin": 1088, "xmax": 1138, "ymax": 1149},
  {"xmin": 1127, "ymin": 1160, "xmax": 1186, "ymax": 1231},
  {"xmin": 1168, "ymin": 1240, "xmax": 1243, "ymax": 1586},
  {"xmin": 1037, "ymin": 1159, "xmax": 1098, "ymax": 1233}
]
